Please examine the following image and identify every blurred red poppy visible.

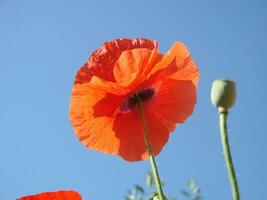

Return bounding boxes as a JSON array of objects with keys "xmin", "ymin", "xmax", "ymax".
[
  {"xmin": 69, "ymin": 38, "xmax": 199, "ymax": 161},
  {"xmin": 17, "ymin": 190, "xmax": 82, "ymax": 200}
]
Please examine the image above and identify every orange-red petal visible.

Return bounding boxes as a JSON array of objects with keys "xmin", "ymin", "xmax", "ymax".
[
  {"xmin": 148, "ymin": 79, "xmax": 197, "ymax": 132},
  {"xmin": 113, "ymin": 49, "xmax": 162, "ymax": 88},
  {"xmin": 69, "ymin": 82, "xmax": 126, "ymax": 155},
  {"xmin": 113, "ymin": 109, "xmax": 169, "ymax": 161},
  {"xmin": 74, "ymin": 38, "xmax": 158, "ymax": 84},
  {"xmin": 17, "ymin": 190, "xmax": 82, "ymax": 200},
  {"xmin": 148, "ymin": 42, "xmax": 199, "ymax": 86}
]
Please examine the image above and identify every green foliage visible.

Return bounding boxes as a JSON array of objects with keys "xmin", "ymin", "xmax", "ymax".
[
  {"xmin": 124, "ymin": 172, "xmax": 202, "ymax": 200},
  {"xmin": 124, "ymin": 184, "xmax": 145, "ymax": 200},
  {"xmin": 146, "ymin": 171, "xmax": 153, "ymax": 188},
  {"xmin": 181, "ymin": 180, "xmax": 202, "ymax": 200}
]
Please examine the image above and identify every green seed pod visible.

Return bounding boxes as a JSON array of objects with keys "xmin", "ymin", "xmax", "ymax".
[{"xmin": 211, "ymin": 79, "xmax": 236, "ymax": 112}]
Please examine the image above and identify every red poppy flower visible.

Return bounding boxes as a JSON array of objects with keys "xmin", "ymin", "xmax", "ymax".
[
  {"xmin": 17, "ymin": 190, "xmax": 82, "ymax": 200},
  {"xmin": 69, "ymin": 38, "xmax": 199, "ymax": 161}
]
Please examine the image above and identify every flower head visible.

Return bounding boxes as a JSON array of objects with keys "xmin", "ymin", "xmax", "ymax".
[
  {"xmin": 17, "ymin": 190, "xmax": 82, "ymax": 200},
  {"xmin": 69, "ymin": 38, "xmax": 199, "ymax": 161}
]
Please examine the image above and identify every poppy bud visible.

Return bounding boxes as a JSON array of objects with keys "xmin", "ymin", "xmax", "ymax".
[{"xmin": 211, "ymin": 79, "xmax": 236, "ymax": 112}]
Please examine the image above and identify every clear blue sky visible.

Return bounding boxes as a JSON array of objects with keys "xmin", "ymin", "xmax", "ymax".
[{"xmin": 1, "ymin": 0, "xmax": 266, "ymax": 199}]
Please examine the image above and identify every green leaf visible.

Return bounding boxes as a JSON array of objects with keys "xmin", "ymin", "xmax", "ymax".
[
  {"xmin": 146, "ymin": 171, "xmax": 154, "ymax": 187},
  {"xmin": 181, "ymin": 190, "xmax": 190, "ymax": 197},
  {"xmin": 188, "ymin": 180, "xmax": 196, "ymax": 190},
  {"xmin": 134, "ymin": 184, "xmax": 144, "ymax": 194},
  {"xmin": 193, "ymin": 187, "xmax": 201, "ymax": 194}
]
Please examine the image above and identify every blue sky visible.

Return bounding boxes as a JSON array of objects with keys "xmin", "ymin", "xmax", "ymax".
[{"xmin": 0, "ymin": 0, "xmax": 266, "ymax": 199}]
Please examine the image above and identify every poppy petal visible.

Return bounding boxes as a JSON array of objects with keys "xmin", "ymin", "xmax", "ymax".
[
  {"xmin": 75, "ymin": 38, "xmax": 158, "ymax": 84},
  {"xmin": 77, "ymin": 117, "xmax": 120, "ymax": 154},
  {"xmin": 113, "ymin": 49, "xmax": 162, "ymax": 88},
  {"xmin": 113, "ymin": 109, "xmax": 169, "ymax": 161},
  {"xmin": 148, "ymin": 79, "xmax": 197, "ymax": 132},
  {"xmin": 143, "ymin": 108, "xmax": 170, "ymax": 159},
  {"xmin": 148, "ymin": 42, "xmax": 199, "ymax": 86},
  {"xmin": 90, "ymin": 76, "xmax": 130, "ymax": 95},
  {"xmin": 69, "ymin": 83, "xmax": 126, "ymax": 154},
  {"xmin": 17, "ymin": 190, "xmax": 82, "ymax": 200}
]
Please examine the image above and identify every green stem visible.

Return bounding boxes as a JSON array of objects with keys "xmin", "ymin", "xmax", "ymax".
[
  {"xmin": 219, "ymin": 110, "xmax": 240, "ymax": 200},
  {"xmin": 136, "ymin": 99, "xmax": 164, "ymax": 200}
]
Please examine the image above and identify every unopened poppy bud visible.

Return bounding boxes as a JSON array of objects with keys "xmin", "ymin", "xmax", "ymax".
[{"xmin": 211, "ymin": 79, "xmax": 236, "ymax": 112}]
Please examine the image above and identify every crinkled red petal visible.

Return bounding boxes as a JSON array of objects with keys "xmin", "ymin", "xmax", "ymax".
[
  {"xmin": 74, "ymin": 38, "xmax": 158, "ymax": 84},
  {"xmin": 17, "ymin": 190, "xmax": 82, "ymax": 200}
]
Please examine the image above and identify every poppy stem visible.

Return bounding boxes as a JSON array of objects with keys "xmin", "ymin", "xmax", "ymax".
[
  {"xmin": 219, "ymin": 110, "xmax": 240, "ymax": 200},
  {"xmin": 136, "ymin": 99, "xmax": 165, "ymax": 200}
]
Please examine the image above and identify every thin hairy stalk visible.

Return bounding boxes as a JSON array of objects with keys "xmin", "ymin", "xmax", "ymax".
[{"xmin": 219, "ymin": 111, "xmax": 240, "ymax": 200}]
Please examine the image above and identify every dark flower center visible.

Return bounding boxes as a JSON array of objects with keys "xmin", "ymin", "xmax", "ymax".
[{"xmin": 120, "ymin": 87, "xmax": 155, "ymax": 112}]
